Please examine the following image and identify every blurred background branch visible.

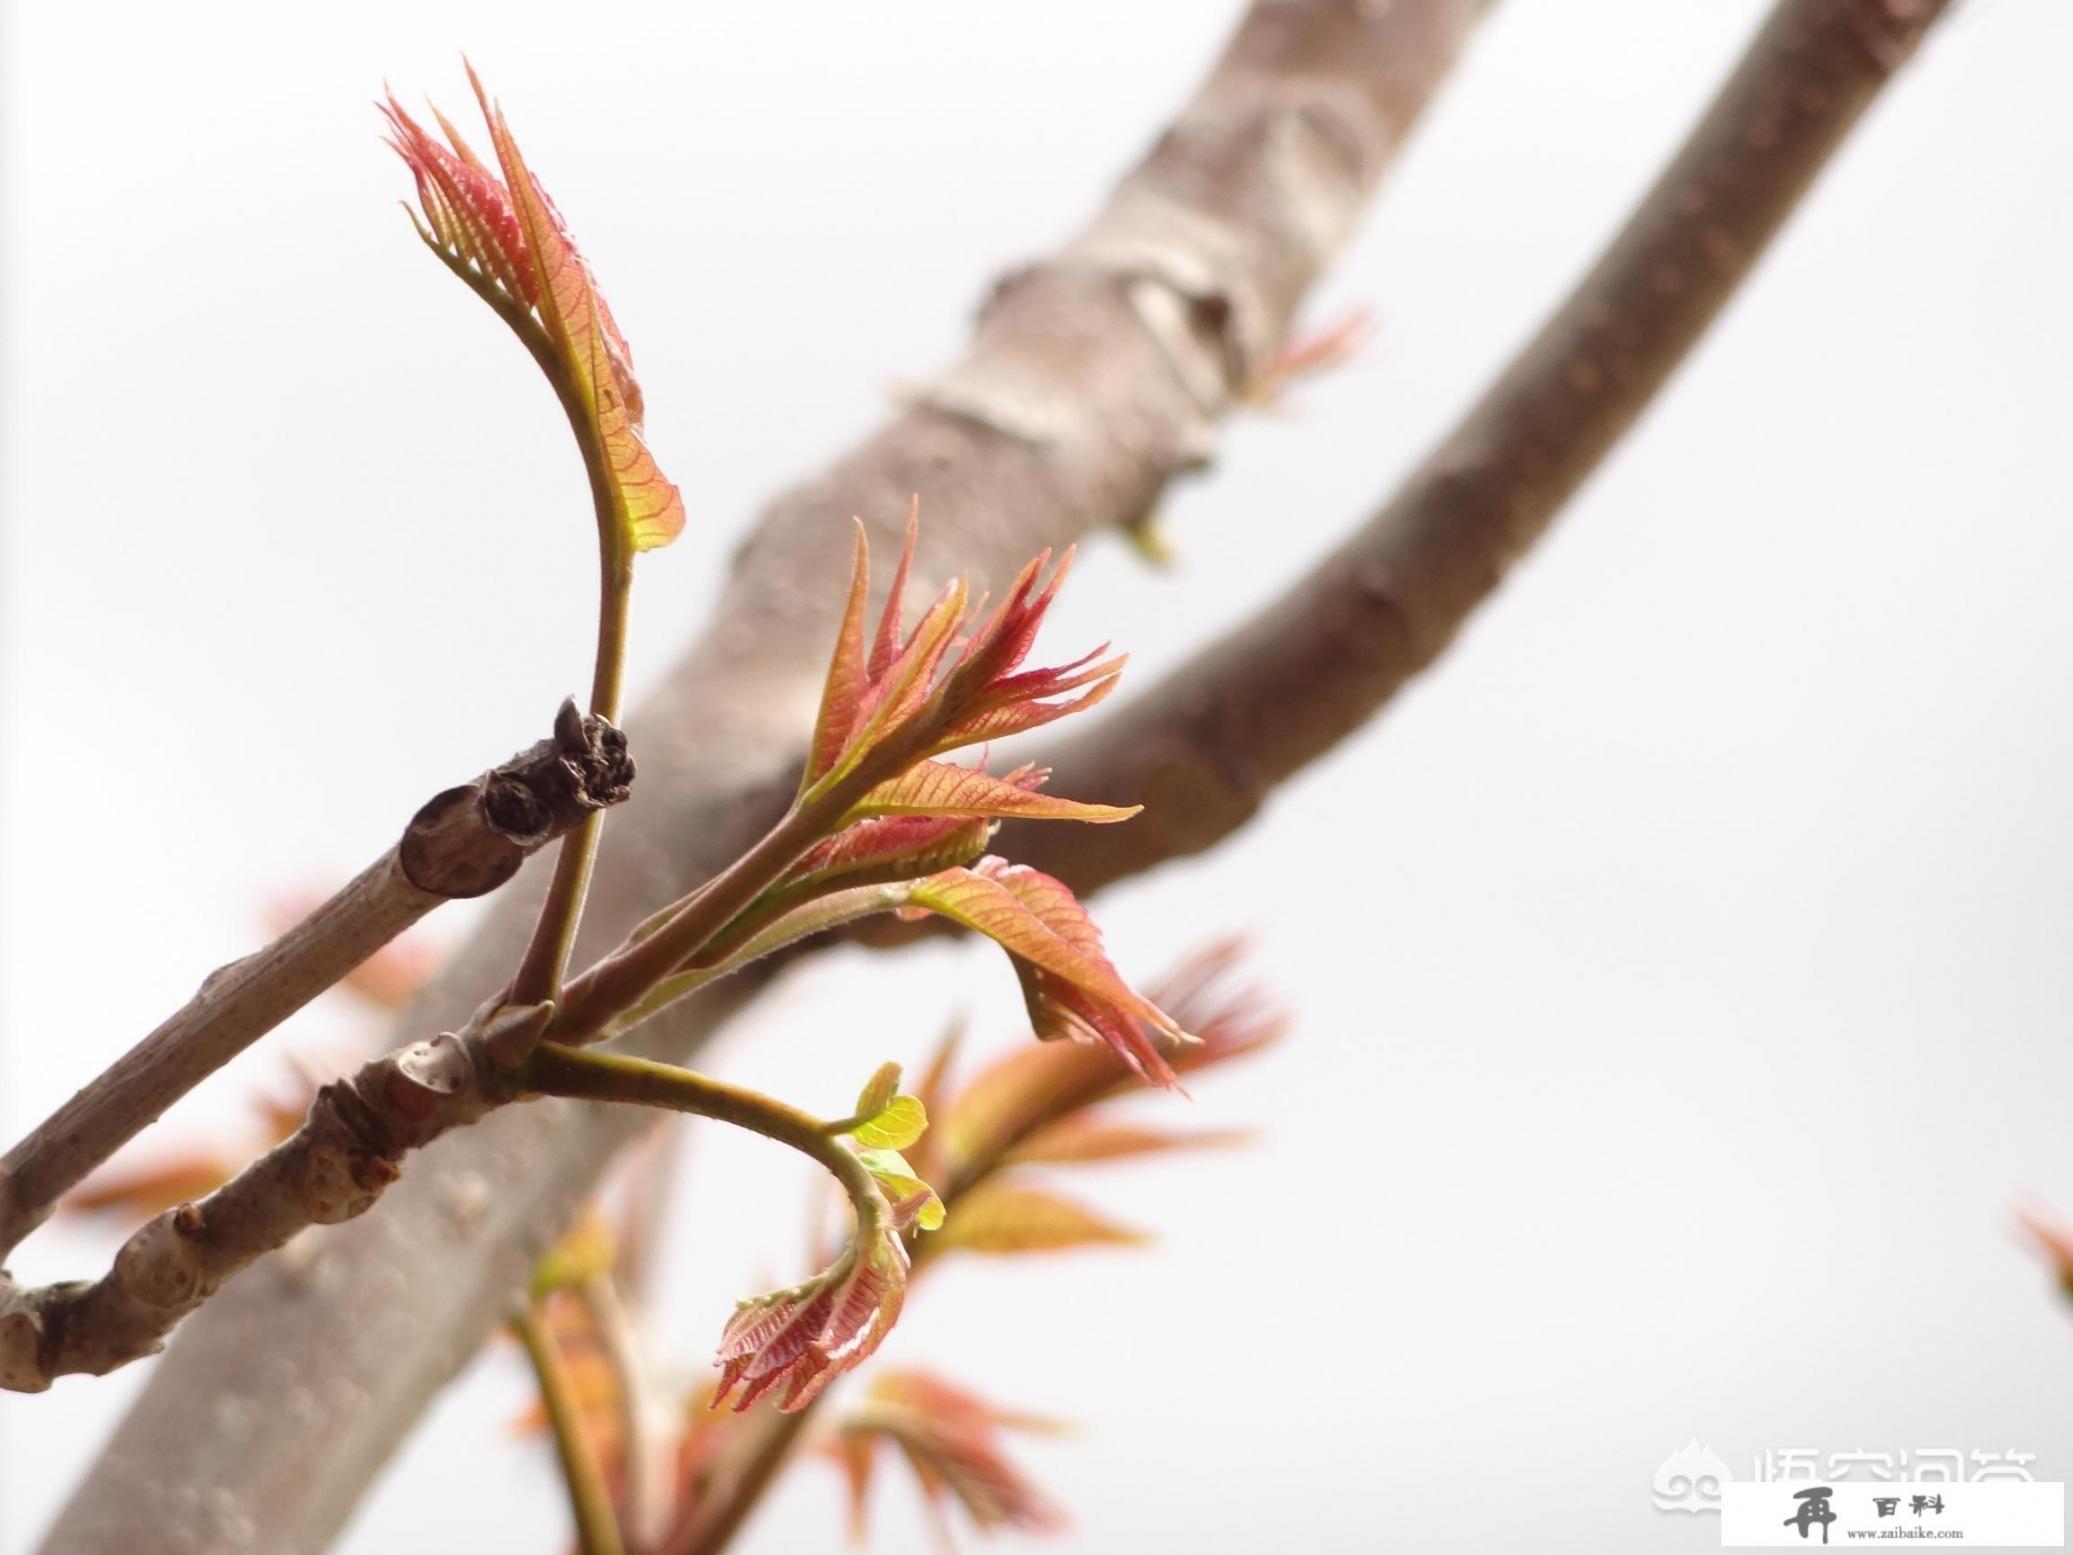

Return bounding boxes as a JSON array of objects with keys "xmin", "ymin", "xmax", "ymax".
[{"xmin": 1011, "ymin": 0, "xmax": 1952, "ymax": 893}]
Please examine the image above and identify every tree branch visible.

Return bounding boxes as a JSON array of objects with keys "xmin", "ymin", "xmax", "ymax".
[
  {"xmin": 36, "ymin": 5, "xmax": 1480, "ymax": 1549},
  {"xmin": 0, "ymin": 1002, "xmax": 550, "ymax": 1392},
  {"xmin": 0, "ymin": 704, "xmax": 630, "ymax": 1262},
  {"xmin": 1009, "ymin": 0, "xmax": 1953, "ymax": 895}
]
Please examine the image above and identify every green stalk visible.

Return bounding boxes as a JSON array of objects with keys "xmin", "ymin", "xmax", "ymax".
[
  {"xmin": 546, "ymin": 787, "xmax": 848, "ymax": 1041},
  {"xmin": 510, "ymin": 1302, "xmax": 628, "ymax": 1555},
  {"xmin": 501, "ymin": 280, "xmax": 635, "ymax": 1012},
  {"xmin": 523, "ymin": 1046, "xmax": 881, "ymax": 1230}
]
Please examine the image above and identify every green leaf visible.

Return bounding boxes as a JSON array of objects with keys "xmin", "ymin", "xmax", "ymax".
[
  {"xmin": 854, "ymin": 1061, "xmax": 903, "ymax": 1122},
  {"xmin": 857, "ymin": 1147, "xmax": 945, "ymax": 1231},
  {"xmin": 853, "ymin": 1094, "xmax": 928, "ymax": 1151}
]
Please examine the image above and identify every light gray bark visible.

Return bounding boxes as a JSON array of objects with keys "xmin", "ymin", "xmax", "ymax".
[{"xmin": 1010, "ymin": 0, "xmax": 1955, "ymax": 894}]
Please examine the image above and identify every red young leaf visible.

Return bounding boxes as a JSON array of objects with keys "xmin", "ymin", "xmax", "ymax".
[
  {"xmin": 835, "ymin": 1370, "xmax": 1069, "ymax": 1542},
  {"xmin": 796, "ymin": 511, "xmax": 1129, "ymax": 794},
  {"xmin": 1245, "ymin": 306, "xmax": 1376, "ymax": 408},
  {"xmin": 868, "ymin": 497, "xmax": 921, "ymax": 682},
  {"xmin": 382, "ymin": 69, "xmax": 684, "ymax": 557},
  {"xmin": 784, "ymin": 813, "xmax": 994, "ymax": 894},
  {"xmin": 850, "ymin": 761, "xmax": 1138, "ymax": 826},
  {"xmin": 907, "ymin": 858, "xmax": 1190, "ymax": 1089},
  {"xmin": 940, "ymin": 936, "xmax": 1285, "ymax": 1168},
  {"xmin": 714, "ymin": 1227, "xmax": 909, "ymax": 1414},
  {"xmin": 807, "ymin": 526, "xmax": 874, "ymax": 789}
]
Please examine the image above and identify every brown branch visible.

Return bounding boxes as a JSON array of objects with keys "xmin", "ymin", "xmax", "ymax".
[
  {"xmin": 36, "ymin": 5, "xmax": 1479, "ymax": 1549},
  {"xmin": 0, "ymin": 1003, "xmax": 549, "ymax": 1392},
  {"xmin": 1009, "ymin": 0, "xmax": 1952, "ymax": 896},
  {"xmin": 0, "ymin": 703, "xmax": 629, "ymax": 1262}
]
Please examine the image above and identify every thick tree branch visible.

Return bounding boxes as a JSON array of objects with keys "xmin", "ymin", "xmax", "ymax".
[
  {"xmin": 1010, "ymin": 0, "xmax": 1952, "ymax": 894},
  {"xmin": 0, "ymin": 704, "xmax": 629, "ymax": 1262},
  {"xmin": 38, "ymin": 7, "xmax": 1479, "ymax": 1549}
]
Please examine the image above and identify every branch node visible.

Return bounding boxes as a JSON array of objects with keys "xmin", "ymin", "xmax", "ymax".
[
  {"xmin": 400, "ymin": 709, "xmax": 636, "ymax": 898},
  {"xmin": 112, "ymin": 1212, "xmax": 208, "ymax": 1310},
  {"xmin": 0, "ymin": 1297, "xmax": 45, "ymax": 1393},
  {"xmin": 480, "ymin": 1001, "xmax": 557, "ymax": 1074},
  {"xmin": 300, "ymin": 1142, "xmax": 390, "ymax": 1226}
]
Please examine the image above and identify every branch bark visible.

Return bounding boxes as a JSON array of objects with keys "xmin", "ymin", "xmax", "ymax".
[
  {"xmin": 0, "ymin": 1005, "xmax": 550, "ymax": 1392},
  {"xmin": 35, "ymin": 5, "xmax": 1481, "ymax": 1551},
  {"xmin": 1009, "ymin": 0, "xmax": 1952, "ymax": 896},
  {"xmin": 0, "ymin": 704, "xmax": 630, "ymax": 1262}
]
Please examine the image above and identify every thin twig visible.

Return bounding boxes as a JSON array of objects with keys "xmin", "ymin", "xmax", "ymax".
[
  {"xmin": 512, "ymin": 1300, "xmax": 629, "ymax": 1555},
  {"xmin": 580, "ymin": 1273, "xmax": 677, "ymax": 1551},
  {"xmin": 0, "ymin": 707, "xmax": 631, "ymax": 1262},
  {"xmin": 1012, "ymin": 0, "xmax": 1955, "ymax": 895}
]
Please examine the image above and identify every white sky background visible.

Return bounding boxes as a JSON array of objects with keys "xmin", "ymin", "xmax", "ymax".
[{"xmin": 4, "ymin": 1, "xmax": 2072, "ymax": 1551}]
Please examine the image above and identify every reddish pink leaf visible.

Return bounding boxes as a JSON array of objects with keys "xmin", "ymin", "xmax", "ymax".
[
  {"xmin": 851, "ymin": 761, "xmax": 1138, "ymax": 826},
  {"xmin": 941, "ymin": 937, "xmax": 1285, "ymax": 1165},
  {"xmin": 835, "ymin": 1370, "xmax": 1069, "ymax": 1540},
  {"xmin": 907, "ymin": 859, "xmax": 1189, "ymax": 1088},
  {"xmin": 384, "ymin": 70, "xmax": 685, "ymax": 557},
  {"xmin": 714, "ymin": 1228, "xmax": 909, "ymax": 1414},
  {"xmin": 869, "ymin": 497, "xmax": 920, "ymax": 681},
  {"xmin": 794, "ymin": 508, "xmax": 1128, "ymax": 794},
  {"xmin": 806, "ymin": 525, "xmax": 873, "ymax": 787},
  {"xmin": 1245, "ymin": 306, "xmax": 1376, "ymax": 408},
  {"xmin": 786, "ymin": 812, "xmax": 994, "ymax": 892}
]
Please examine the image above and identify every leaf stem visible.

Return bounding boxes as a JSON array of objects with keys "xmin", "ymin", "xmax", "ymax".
[
  {"xmin": 548, "ymin": 788, "xmax": 847, "ymax": 1041},
  {"xmin": 510, "ymin": 1301, "xmax": 628, "ymax": 1555},
  {"xmin": 590, "ymin": 883, "xmax": 919, "ymax": 1045},
  {"xmin": 503, "ymin": 281, "xmax": 635, "ymax": 1012},
  {"xmin": 522, "ymin": 1046, "xmax": 880, "ymax": 1233}
]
